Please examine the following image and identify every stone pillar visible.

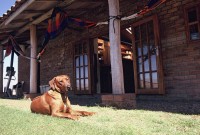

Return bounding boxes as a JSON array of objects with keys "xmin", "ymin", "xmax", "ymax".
[
  {"xmin": 0, "ymin": 46, "xmax": 3, "ymax": 94},
  {"xmin": 108, "ymin": 0, "xmax": 125, "ymax": 94},
  {"xmin": 30, "ymin": 25, "xmax": 37, "ymax": 93}
]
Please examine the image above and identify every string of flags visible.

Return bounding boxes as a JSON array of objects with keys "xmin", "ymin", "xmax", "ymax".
[
  {"xmin": 3, "ymin": 0, "xmax": 166, "ymax": 61},
  {"xmin": 97, "ymin": 0, "xmax": 166, "ymax": 25},
  {"xmin": 37, "ymin": 0, "xmax": 166, "ymax": 59}
]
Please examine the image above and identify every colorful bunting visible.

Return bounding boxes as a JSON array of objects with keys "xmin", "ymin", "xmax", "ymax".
[{"xmin": 37, "ymin": 7, "xmax": 96, "ymax": 60}]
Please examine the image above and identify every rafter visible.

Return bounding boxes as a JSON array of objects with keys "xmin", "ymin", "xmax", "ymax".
[
  {"xmin": 22, "ymin": 10, "xmax": 48, "ymax": 14},
  {"xmin": 35, "ymin": 0, "xmax": 63, "ymax": 1},
  {"xmin": 75, "ymin": 0, "xmax": 107, "ymax": 2},
  {"xmin": 10, "ymin": 19, "xmax": 30, "ymax": 23},
  {"xmin": 66, "ymin": 8, "xmax": 94, "ymax": 12}
]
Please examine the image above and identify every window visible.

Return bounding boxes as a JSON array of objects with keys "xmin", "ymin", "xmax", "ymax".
[
  {"xmin": 132, "ymin": 15, "xmax": 164, "ymax": 94},
  {"xmin": 185, "ymin": 4, "xmax": 200, "ymax": 42},
  {"xmin": 74, "ymin": 41, "xmax": 91, "ymax": 94}
]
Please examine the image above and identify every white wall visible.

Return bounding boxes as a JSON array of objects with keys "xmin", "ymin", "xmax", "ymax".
[{"xmin": 3, "ymin": 51, "xmax": 18, "ymax": 91}]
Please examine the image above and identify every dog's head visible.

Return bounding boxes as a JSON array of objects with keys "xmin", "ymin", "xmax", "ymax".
[{"xmin": 49, "ymin": 75, "xmax": 72, "ymax": 93}]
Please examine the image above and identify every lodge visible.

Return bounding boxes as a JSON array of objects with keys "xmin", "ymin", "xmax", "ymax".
[{"xmin": 0, "ymin": 0, "xmax": 200, "ymax": 108}]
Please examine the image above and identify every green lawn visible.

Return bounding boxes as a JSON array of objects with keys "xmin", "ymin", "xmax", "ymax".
[{"xmin": 0, "ymin": 99, "xmax": 199, "ymax": 135}]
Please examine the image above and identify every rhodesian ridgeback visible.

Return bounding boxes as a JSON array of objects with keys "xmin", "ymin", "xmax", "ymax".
[{"xmin": 30, "ymin": 75, "xmax": 95, "ymax": 120}]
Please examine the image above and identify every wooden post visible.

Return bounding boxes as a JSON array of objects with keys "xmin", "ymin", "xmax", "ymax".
[
  {"xmin": 0, "ymin": 46, "xmax": 3, "ymax": 94},
  {"xmin": 108, "ymin": 0, "xmax": 125, "ymax": 94},
  {"xmin": 30, "ymin": 25, "xmax": 37, "ymax": 93}
]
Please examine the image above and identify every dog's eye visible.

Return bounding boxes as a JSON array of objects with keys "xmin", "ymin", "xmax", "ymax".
[{"xmin": 59, "ymin": 80, "xmax": 63, "ymax": 82}]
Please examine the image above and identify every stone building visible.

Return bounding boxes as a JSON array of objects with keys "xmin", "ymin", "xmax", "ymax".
[{"xmin": 0, "ymin": 0, "xmax": 200, "ymax": 107}]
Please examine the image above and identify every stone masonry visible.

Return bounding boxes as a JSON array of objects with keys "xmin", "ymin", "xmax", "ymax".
[{"xmin": 18, "ymin": 0, "xmax": 200, "ymax": 99}]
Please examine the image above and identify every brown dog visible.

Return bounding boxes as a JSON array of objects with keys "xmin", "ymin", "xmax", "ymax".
[{"xmin": 30, "ymin": 75, "xmax": 95, "ymax": 120}]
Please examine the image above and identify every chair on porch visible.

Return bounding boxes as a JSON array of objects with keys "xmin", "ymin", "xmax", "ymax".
[{"xmin": 12, "ymin": 81, "xmax": 25, "ymax": 98}]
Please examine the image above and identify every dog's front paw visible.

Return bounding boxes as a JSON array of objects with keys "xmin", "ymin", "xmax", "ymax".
[
  {"xmin": 71, "ymin": 115, "xmax": 80, "ymax": 120},
  {"xmin": 83, "ymin": 111, "xmax": 96, "ymax": 116}
]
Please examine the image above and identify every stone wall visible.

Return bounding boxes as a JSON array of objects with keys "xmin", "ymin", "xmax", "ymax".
[
  {"xmin": 18, "ymin": 47, "xmax": 30, "ymax": 93},
  {"xmin": 159, "ymin": 0, "xmax": 200, "ymax": 98}
]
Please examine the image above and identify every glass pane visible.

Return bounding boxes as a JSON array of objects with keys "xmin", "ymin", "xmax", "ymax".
[
  {"xmin": 143, "ymin": 43, "xmax": 149, "ymax": 72},
  {"xmin": 143, "ymin": 42, "xmax": 148, "ymax": 55},
  {"xmin": 152, "ymin": 72, "xmax": 158, "ymax": 88},
  {"xmin": 147, "ymin": 21, "xmax": 154, "ymax": 39},
  {"xmin": 84, "ymin": 55, "xmax": 88, "ymax": 65},
  {"xmin": 145, "ymin": 73, "xmax": 151, "ymax": 89},
  {"xmin": 139, "ymin": 74, "xmax": 144, "ymax": 88},
  {"xmin": 134, "ymin": 26, "xmax": 140, "ymax": 41},
  {"xmin": 151, "ymin": 53, "xmax": 157, "ymax": 71},
  {"xmin": 141, "ymin": 24, "xmax": 147, "ymax": 41},
  {"xmin": 85, "ymin": 79, "xmax": 89, "ymax": 90},
  {"xmin": 149, "ymin": 38, "xmax": 155, "ymax": 45},
  {"xmin": 138, "ymin": 58, "xmax": 142, "ymax": 72},
  {"xmin": 75, "ymin": 57, "xmax": 79, "ymax": 67},
  {"xmin": 81, "ymin": 79, "xmax": 84, "ymax": 90},
  {"xmin": 188, "ymin": 9, "xmax": 197, "ymax": 23},
  {"xmin": 149, "ymin": 42, "xmax": 155, "ymax": 51},
  {"xmin": 76, "ymin": 80, "xmax": 80, "ymax": 91},
  {"xmin": 190, "ymin": 24, "xmax": 200, "ymax": 40},
  {"xmin": 83, "ymin": 42, "xmax": 87, "ymax": 53},
  {"xmin": 136, "ymin": 42, "xmax": 142, "ymax": 57},
  {"xmin": 76, "ymin": 68, "xmax": 79, "ymax": 79},
  {"xmin": 80, "ymin": 67, "xmax": 84, "ymax": 78},
  {"xmin": 80, "ymin": 55, "xmax": 83, "ymax": 66},
  {"xmin": 85, "ymin": 66, "xmax": 88, "ymax": 78},
  {"xmin": 144, "ymin": 59, "xmax": 149, "ymax": 72}
]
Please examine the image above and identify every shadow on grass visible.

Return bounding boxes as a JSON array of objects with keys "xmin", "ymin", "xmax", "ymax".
[
  {"xmin": 68, "ymin": 94, "xmax": 200, "ymax": 115},
  {"xmin": 136, "ymin": 100, "xmax": 200, "ymax": 115},
  {"xmin": 2, "ymin": 93, "xmax": 200, "ymax": 115}
]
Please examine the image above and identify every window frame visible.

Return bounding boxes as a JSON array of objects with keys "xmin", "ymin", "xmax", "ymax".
[
  {"xmin": 73, "ymin": 40, "xmax": 93, "ymax": 95},
  {"xmin": 184, "ymin": 3, "xmax": 200, "ymax": 44},
  {"xmin": 132, "ymin": 15, "xmax": 164, "ymax": 95}
]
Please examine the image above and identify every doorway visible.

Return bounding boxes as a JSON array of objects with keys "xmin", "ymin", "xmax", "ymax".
[{"xmin": 97, "ymin": 38, "xmax": 135, "ymax": 94}]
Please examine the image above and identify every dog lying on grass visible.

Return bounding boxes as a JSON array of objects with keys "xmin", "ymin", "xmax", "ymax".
[{"xmin": 30, "ymin": 75, "xmax": 95, "ymax": 120}]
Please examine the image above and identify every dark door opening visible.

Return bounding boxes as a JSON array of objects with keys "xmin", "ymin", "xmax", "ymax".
[
  {"xmin": 97, "ymin": 38, "xmax": 135, "ymax": 94},
  {"xmin": 123, "ymin": 59, "xmax": 134, "ymax": 93}
]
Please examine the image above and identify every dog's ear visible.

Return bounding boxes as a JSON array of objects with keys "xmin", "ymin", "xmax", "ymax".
[
  {"xmin": 54, "ymin": 78, "xmax": 62, "ymax": 90},
  {"xmin": 49, "ymin": 77, "xmax": 56, "ymax": 90}
]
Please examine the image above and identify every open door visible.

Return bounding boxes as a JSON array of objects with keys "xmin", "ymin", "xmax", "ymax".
[
  {"xmin": 132, "ymin": 15, "xmax": 164, "ymax": 94},
  {"xmin": 74, "ymin": 39, "xmax": 93, "ymax": 94},
  {"xmin": 97, "ymin": 38, "xmax": 134, "ymax": 93}
]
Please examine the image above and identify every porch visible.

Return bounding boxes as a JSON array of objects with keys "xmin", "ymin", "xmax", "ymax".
[{"xmin": 1, "ymin": 0, "xmax": 200, "ymax": 110}]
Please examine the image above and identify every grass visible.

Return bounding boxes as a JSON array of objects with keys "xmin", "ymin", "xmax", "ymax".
[{"xmin": 0, "ymin": 99, "xmax": 200, "ymax": 135}]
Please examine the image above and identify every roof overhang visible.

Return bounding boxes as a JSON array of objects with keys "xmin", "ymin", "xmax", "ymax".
[{"xmin": 0, "ymin": 0, "xmax": 107, "ymax": 46}]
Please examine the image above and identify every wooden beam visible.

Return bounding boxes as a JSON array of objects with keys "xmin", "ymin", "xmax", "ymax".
[
  {"xmin": 22, "ymin": 10, "xmax": 48, "ymax": 14},
  {"xmin": 76, "ymin": 0, "xmax": 107, "ymax": 2},
  {"xmin": 10, "ymin": 19, "xmax": 30, "ymax": 23},
  {"xmin": 0, "ymin": 28, "xmax": 18, "ymax": 33},
  {"xmin": 66, "ymin": 8, "xmax": 94, "ymax": 12},
  {"xmin": 0, "ymin": 0, "xmax": 75, "ymax": 45},
  {"xmin": 108, "ymin": 0, "xmax": 125, "ymax": 94},
  {"xmin": 16, "ymin": 9, "xmax": 53, "ymax": 36},
  {"xmin": 0, "ymin": 46, "xmax": 3, "ymax": 94},
  {"xmin": 35, "ymin": 0, "xmax": 62, "ymax": 1},
  {"xmin": 30, "ymin": 24, "xmax": 38, "ymax": 94}
]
